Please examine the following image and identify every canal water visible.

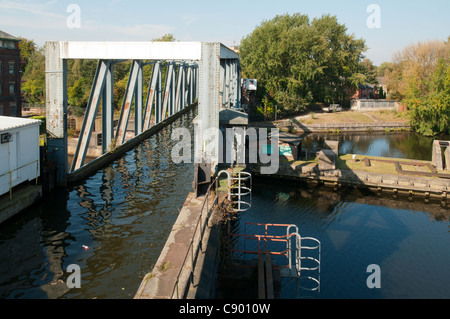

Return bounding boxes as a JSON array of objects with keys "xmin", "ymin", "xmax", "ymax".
[
  {"xmin": 0, "ymin": 123, "xmax": 449, "ymax": 298},
  {"xmin": 229, "ymin": 131, "xmax": 450, "ymax": 299},
  {"xmin": 233, "ymin": 177, "xmax": 450, "ymax": 299},
  {"xmin": 0, "ymin": 109, "xmax": 196, "ymax": 299},
  {"xmin": 300, "ymin": 131, "xmax": 440, "ymax": 161}
]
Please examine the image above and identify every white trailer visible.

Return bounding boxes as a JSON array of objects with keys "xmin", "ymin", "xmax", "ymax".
[{"xmin": 0, "ymin": 116, "xmax": 41, "ymax": 197}]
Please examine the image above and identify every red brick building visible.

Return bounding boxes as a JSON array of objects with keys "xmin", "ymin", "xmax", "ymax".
[
  {"xmin": 352, "ymin": 83, "xmax": 377, "ymax": 100},
  {"xmin": 0, "ymin": 30, "xmax": 21, "ymax": 117}
]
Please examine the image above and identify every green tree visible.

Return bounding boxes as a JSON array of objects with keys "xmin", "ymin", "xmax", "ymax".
[
  {"xmin": 66, "ymin": 59, "xmax": 98, "ymax": 114},
  {"xmin": 407, "ymin": 58, "xmax": 450, "ymax": 136},
  {"xmin": 18, "ymin": 37, "xmax": 37, "ymax": 73},
  {"xmin": 359, "ymin": 59, "xmax": 379, "ymax": 84},
  {"xmin": 239, "ymin": 13, "xmax": 366, "ymax": 115},
  {"xmin": 21, "ymin": 48, "xmax": 45, "ymax": 105},
  {"xmin": 378, "ymin": 61, "xmax": 393, "ymax": 77},
  {"xmin": 154, "ymin": 33, "xmax": 176, "ymax": 42},
  {"xmin": 385, "ymin": 39, "xmax": 450, "ymax": 136}
]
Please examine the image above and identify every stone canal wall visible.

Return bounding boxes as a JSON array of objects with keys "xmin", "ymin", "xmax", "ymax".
[
  {"xmin": 253, "ymin": 162, "xmax": 450, "ymax": 200},
  {"xmin": 275, "ymin": 121, "xmax": 411, "ymax": 133}
]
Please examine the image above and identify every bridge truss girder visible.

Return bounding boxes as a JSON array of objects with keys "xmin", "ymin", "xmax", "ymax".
[{"xmin": 45, "ymin": 41, "xmax": 240, "ymax": 186}]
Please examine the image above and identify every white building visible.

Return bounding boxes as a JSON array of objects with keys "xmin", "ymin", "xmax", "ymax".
[{"xmin": 0, "ymin": 116, "xmax": 41, "ymax": 197}]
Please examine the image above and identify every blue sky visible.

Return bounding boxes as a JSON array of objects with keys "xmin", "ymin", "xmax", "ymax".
[{"xmin": 0, "ymin": 0, "xmax": 448, "ymax": 65}]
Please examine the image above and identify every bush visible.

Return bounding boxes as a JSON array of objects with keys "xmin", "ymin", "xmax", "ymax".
[
  {"xmin": 31, "ymin": 115, "xmax": 46, "ymax": 134},
  {"xmin": 274, "ymin": 91, "xmax": 308, "ymax": 116}
]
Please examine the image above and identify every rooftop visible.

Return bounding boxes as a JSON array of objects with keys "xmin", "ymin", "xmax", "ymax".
[
  {"xmin": 0, "ymin": 116, "xmax": 41, "ymax": 132},
  {"xmin": 0, "ymin": 30, "xmax": 20, "ymax": 41}
]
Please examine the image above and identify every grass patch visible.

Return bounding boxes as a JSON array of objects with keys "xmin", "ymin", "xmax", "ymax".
[
  {"xmin": 337, "ymin": 154, "xmax": 431, "ymax": 175},
  {"xmin": 292, "ymin": 109, "xmax": 410, "ymax": 126},
  {"xmin": 281, "ymin": 156, "xmax": 319, "ymax": 166},
  {"xmin": 298, "ymin": 111, "xmax": 376, "ymax": 125},
  {"xmin": 160, "ymin": 261, "xmax": 171, "ymax": 272},
  {"xmin": 337, "ymin": 154, "xmax": 398, "ymax": 175},
  {"xmin": 280, "ymin": 153, "xmax": 436, "ymax": 177},
  {"xmin": 367, "ymin": 110, "xmax": 409, "ymax": 122}
]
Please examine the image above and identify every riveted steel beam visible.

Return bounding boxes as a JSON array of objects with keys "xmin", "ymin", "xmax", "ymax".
[
  {"xmin": 143, "ymin": 61, "xmax": 161, "ymax": 130},
  {"xmin": 195, "ymin": 42, "xmax": 221, "ymax": 169},
  {"xmin": 71, "ymin": 60, "xmax": 110, "ymax": 172},
  {"xmin": 46, "ymin": 41, "xmax": 238, "ymax": 185},
  {"xmin": 45, "ymin": 41, "xmax": 68, "ymax": 186},
  {"xmin": 102, "ymin": 62, "xmax": 114, "ymax": 154},
  {"xmin": 115, "ymin": 60, "xmax": 142, "ymax": 146},
  {"xmin": 135, "ymin": 60, "xmax": 144, "ymax": 136},
  {"xmin": 161, "ymin": 62, "xmax": 174, "ymax": 121},
  {"xmin": 175, "ymin": 63, "xmax": 185, "ymax": 113}
]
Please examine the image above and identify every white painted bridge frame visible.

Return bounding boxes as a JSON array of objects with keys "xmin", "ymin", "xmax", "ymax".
[{"xmin": 45, "ymin": 41, "xmax": 241, "ymax": 186}]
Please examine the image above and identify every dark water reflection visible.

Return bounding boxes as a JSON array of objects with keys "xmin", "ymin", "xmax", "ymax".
[
  {"xmin": 227, "ymin": 131, "xmax": 450, "ymax": 299},
  {"xmin": 229, "ymin": 132, "xmax": 450, "ymax": 299},
  {"xmin": 301, "ymin": 131, "xmax": 448, "ymax": 160},
  {"xmin": 234, "ymin": 179, "xmax": 450, "ymax": 299},
  {"xmin": 0, "ymin": 109, "xmax": 196, "ymax": 299}
]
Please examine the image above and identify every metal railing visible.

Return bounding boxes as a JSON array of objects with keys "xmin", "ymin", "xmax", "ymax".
[
  {"xmin": 171, "ymin": 175, "xmax": 220, "ymax": 299},
  {"xmin": 228, "ymin": 171, "xmax": 252, "ymax": 212},
  {"xmin": 0, "ymin": 159, "xmax": 39, "ymax": 200},
  {"xmin": 218, "ymin": 169, "xmax": 252, "ymax": 212},
  {"xmin": 229, "ymin": 223, "xmax": 299, "ymax": 273},
  {"xmin": 228, "ymin": 223, "xmax": 321, "ymax": 294}
]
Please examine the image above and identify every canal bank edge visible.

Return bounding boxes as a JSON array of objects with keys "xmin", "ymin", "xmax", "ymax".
[
  {"xmin": 252, "ymin": 162, "xmax": 450, "ymax": 200},
  {"xmin": 134, "ymin": 191, "xmax": 223, "ymax": 299},
  {"xmin": 0, "ymin": 185, "xmax": 42, "ymax": 225},
  {"xmin": 251, "ymin": 121, "xmax": 411, "ymax": 134}
]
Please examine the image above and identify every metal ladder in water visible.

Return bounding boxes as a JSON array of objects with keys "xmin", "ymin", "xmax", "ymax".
[
  {"xmin": 229, "ymin": 223, "xmax": 321, "ymax": 298},
  {"xmin": 282, "ymin": 225, "xmax": 321, "ymax": 296},
  {"xmin": 219, "ymin": 170, "xmax": 252, "ymax": 212}
]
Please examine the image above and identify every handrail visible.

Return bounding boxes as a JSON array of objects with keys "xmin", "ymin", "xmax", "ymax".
[
  {"xmin": 228, "ymin": 223, "xmax": 299, "ymax": 271},
  {"xmin": 0, "ymin": 159, "xmax": 39, "ymax": 200},
  {"xmin": 170, "ymin": 170, "xmax": 252, "ymax": 298},
  {"xmin": 171, "ymin": 174, "xmax": 220, "ymax": 299},
  {"xmin": 228, "ymin": 222, "xmax": 321, "ymax": 288}
]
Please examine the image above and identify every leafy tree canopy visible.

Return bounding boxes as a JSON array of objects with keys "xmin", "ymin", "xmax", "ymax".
[
  {"xmin": 239, "ymin": 13, "xmax": 367, "ymax": 115},
  {"xmin": 384, "ymin": 39, "xmax": 450, "ymax": 136}
]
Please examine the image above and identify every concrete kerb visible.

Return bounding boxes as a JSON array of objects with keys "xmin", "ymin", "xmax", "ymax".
[
  {"xmin": 134, "ymin": 192, "xmax": 200, "ymax": 299},
  {"xmin": 0, "ymin": 185, "xmax": 42, "ymax": 225},
  {"xmin": 134, "ymin": 188, "xmax": 222, "ymax": 299}
]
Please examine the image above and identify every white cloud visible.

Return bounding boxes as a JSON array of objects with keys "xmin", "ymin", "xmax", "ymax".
[
  {"xmin": 182, "ymin": 14, "xmax": 199, "ymax": 26},
  {"xmin": 108, "ymin": 23, "xmax": 174, "ymax": 40},
  {"xmin": 107, "ymin": 0, "xmax": 123, "ymax": 6},
  {"xmin": 0, "ymin": 0, "xmax": 63, "ymax": 19},
  {"xmin": 73, "ymin": 19, "xmax": 174, "ymax": 42},
  {"xmin": 0, "ymin": 1, "xmax": 173, "ymax": 45}
]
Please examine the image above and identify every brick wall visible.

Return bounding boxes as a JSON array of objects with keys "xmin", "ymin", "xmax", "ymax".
[{"xmin": 0, "ymin": 43, "xmax": 22, "ymax": 117}]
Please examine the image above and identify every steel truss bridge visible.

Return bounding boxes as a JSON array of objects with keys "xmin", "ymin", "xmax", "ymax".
[{"xmin": 45, "ymin": 41, "xmax": 243, "ymax": 186}]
